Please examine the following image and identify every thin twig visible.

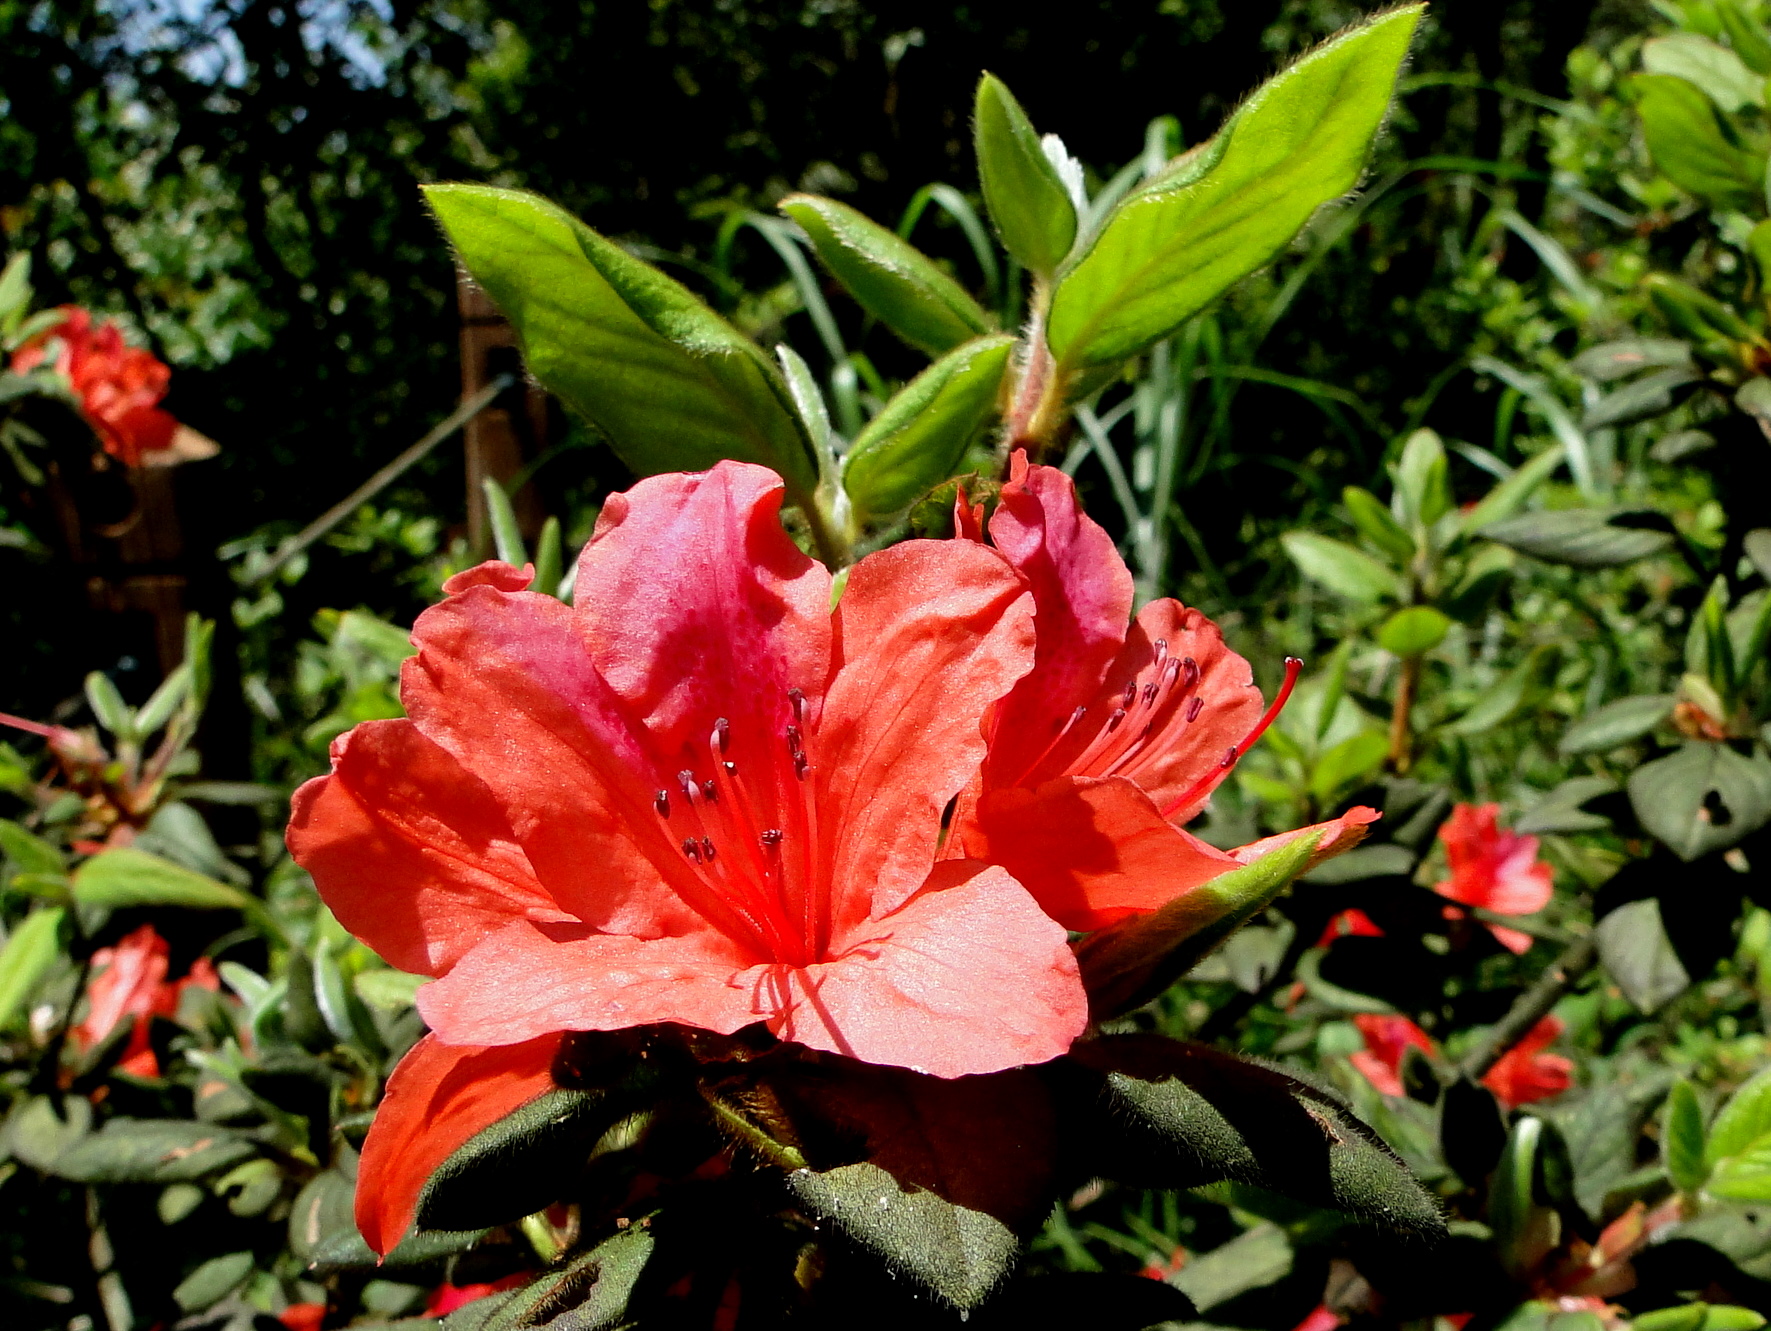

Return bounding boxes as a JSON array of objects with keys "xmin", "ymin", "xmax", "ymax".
[
  {"xmin": 1460, "ymin": 933, "xmax": 1598, "ymax": 1081},
  {"xmin": 249, "ymin": 375, "xmax": 514, "ymax": 585}
]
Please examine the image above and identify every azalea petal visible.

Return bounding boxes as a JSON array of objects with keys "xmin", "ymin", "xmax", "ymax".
[
  {"xmin": 287, "ymin": 720, "xmax": 564, "ymax": 977},
  {"xmin": 1484, "ymin": 922, "xmax": 1536, "ymax": 955},
  {"xmin": 772, "ymin": 861, "xmax": 1086, "ymax": 1078},
  {"xmin": 416, "ymin": 922, "xmax": 761, "ymax": 1048},
  {"xmin": 573, "ymin": 462, "xmax": 831, "ymax": 758},
  {"xmin": 355, "ymin": 1033, "xmax": 564, "ymax": 1255},
  {"xmin": 817, "ymin": 539, "xmax": 1035, "ymax": 931},
  {"xmin": 980, "ymin": 455, "xmax": 1132, "ymax": 789},
  {"xmin": 973, "ymin": 776, "xmax": 1240, "ymax": 932},
  {"xmin": 402, "ymin": 582, "xmax": 733, "ymax": 943}
]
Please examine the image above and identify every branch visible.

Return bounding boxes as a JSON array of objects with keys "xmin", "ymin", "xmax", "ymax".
[{"xmin": 1459, "ymin": 933, "xmax": 1597, "ymax": 1081}]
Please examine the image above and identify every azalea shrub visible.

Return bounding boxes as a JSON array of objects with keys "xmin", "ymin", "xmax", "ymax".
[{"xmin": 10, "ymin": 4, "xmax": 1771, "ymax": 1331}]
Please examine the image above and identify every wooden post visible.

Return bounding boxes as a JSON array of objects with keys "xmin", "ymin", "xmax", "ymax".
[{"xmin": 457, "ymin": 271, "xmax": 547, "ymax": 552}]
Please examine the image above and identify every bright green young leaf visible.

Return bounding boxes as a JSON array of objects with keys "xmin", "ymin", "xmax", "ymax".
[
  {"xmin": 0, "ymin": 819, "xmax": 67, "ymax": 881},
  {"xmin": 1632, "ymin": 74, "xmax": 1766, "ymax": 208},
  {"xmin": 1637, "ymin": 1307, "xmax": 1768, "ymax": 1331},
  {"xmin": 84, "ymin": 670, "xmax": 133, "ymax": 740},
  {"xmin": 1048, "ymin": 5, "xmax": 1422, "ymax": 371},
  {"xmin": 1378, "ymin": 606, "xmax": 1452, "ymax": 658},
  {"xmin": 530, "ymin": 516, "xmax": 563, "ymax": 599},
  {"xmin": 1458, "ymin": 444, "xmax": 1565, "ymax": 538},
  {"xmin": 1643, "ymin": 33, "xmax": 1766, "ymax": 111},
  {"xmin": 972, "ymin": 73, "xmax": 1079, "ymax": 277},
  {"xmin": 0, "ymin": 253, "xmax": 31, "ymax": 332},
  {"xmin": 425, "ymin": 184, "xmax": 817, "ymax": 493},
  {"xmin": 1629, "ymin": 742, "xmax": 1771, "ymax": 861},
  {"xmin": 779, "ymin": 194, "xmax": 995, "ymax": 357},
  {"xmin": 1310, "ymin": 732, "xmax": 1387, "ymax": 806},
  {"xmin": 1281, "ymin": 532, "xmax": 1404, "ymax": 603},
  {"xmin": 1343, "ymin": 485, "xmax": 1414, "ymax": 562},
  {"xmin": 1559, "ymin": 694, "xmax": 1676, "ymax": 754},
  {"xmin": 1708, "ymin": 1065, "xmax": 1771, "ymax": 1172},
  {"xmin": 842, "ymin": 335, "xmax": 1014, "ymax": 522},
  {"xmin": 1393, "ymin": 428, "xmax": 1452, "ymax": 528},
  {"xmin": 73, "ymin": 848, "xmax": 252, "ymax": 912},
  {"xmin": 133, "ymin": 663, "xmax": 191, "ymax": 739},
  {"xmin": 1718, "ymin": 0, "xmax": 1771, "ymax": 74},
  {"xmin": 1665, "ymin": 1079, "xmax": 1710, "ymax": 1192},
  {"xmin": 0, "ymin": 907, "xmax": 67, "ymax": 1028},
  {"xmin": 481, "ymin": 477, "xmax": 525, "ymax": 567}
]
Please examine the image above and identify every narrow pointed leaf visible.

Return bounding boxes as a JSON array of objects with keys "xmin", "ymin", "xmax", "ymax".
[
  {"xmin": 0, "ymin": 907, "xmax": 67, "ymax": 1028},
  {"xmin": 426, "ymin": 184, "xmax": 816, "ymax": 491},
  {"xmin": 841, "ymin": 335, "xmax": 1014, "ymax": 522},
  {"xmin": 1048, "ymin": 5, "xmax": 1421, "ymax": 371},
  {"xmin": 1560, "ymin": 694, "xmax": 1675, "ymax": 754},
  {"xmin": 73, "ymin": 848, "xmax": 251, "ymax": 912},
  {"xmin": 973, "ymin": 73, "xmax": 1078, "ymax": 276},
  {"xmin": 780, "ymin": 194, "xmax": 995, "ymax": 356},
  {"xmin": 1665, "ymin": 1079, "xmax": 1709, "ymax": 1192}
]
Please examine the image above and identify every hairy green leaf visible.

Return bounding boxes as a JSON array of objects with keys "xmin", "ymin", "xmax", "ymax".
[
  {"xmin": 973, "ymin": 73, "xmax": 1078, "ymax": 276},
  {"xmin": 426, "ymin": 184, "xmax": 817, "ymax": 492},
  {"xmin": 841, "ymin": 335, "xmax": 1014, "ymax": 522},
  {"xmin": 1048, "ymin": 5, "xmax": 1421, "ymax": 370},
  {"xmin": 780, "ymin": 194, "xmax": 994, "ymax": 356}
]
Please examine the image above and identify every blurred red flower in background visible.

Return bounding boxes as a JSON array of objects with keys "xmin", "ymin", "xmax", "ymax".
[
  {"xmin": 74, "ymin": 924, "xmax": 219, "ymax": 1078},
  {"xmin": 1317, "ymin": 907, "xmax": 1385, "ymax": 949},
  {"xmin": 1349, "ymin": 1013, "xmax": 1436, "ymax": 1097},
  {"xmin": 1481, "ymin": 1015, "xmax": 1575, "ymax": 1108},
  {"xmin": 12, "ymin": 306, "xmax": 179, "ymax": 466},
  {"xmin": 1435, "ymin": 802, "xmax": 1554, "ymax": 955}
]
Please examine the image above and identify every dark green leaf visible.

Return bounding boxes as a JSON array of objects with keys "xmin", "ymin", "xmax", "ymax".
[
  {"xmin": 972, "ymin": 73, "xmax": 1078, "ymax": 276},
  {"xmin": 53, "ymin": 1119, "xmax": 256, "ymax": 1183},
  {"xmin": 769, "ymin": 1062, "xmax": 1056, "ymax": 1310},
  {"xmin": 1580, "ymin": 366, "xmax": 1702, "ymax": 430},
  {"xmin": 0, "ymin": 906, "xmax": 66, "ymax": 1028},
  {"xmin": 1559, "ymin": 695, "xmax": 1676, "ymax": 754},
  {"xmin": 780, "ymin": 194, "xmax": 995, "ymax": 357},
  {"xmin": 1445, "ymin": 646, "xmax": 1558, "ymax": 737},
  {"xmin": 288, "ymin": 1168, "xmax": 356, "ymax": 1263},
  {"xmin": 1665, "ymin": 1079, "xmax": 1709, "ymax": 1193},
  {"xmin": 4, "ymin": 1094, "xmax": 92, "ymax": 1172},
  {"xmin": 1515, "ymin": 777, "xmax": 1617, "ymax": 835},
  {"xmin": 1595, "ymin": 899, "xmax": 1692, "ymax": 1013},
  {"xmin": 1457, "ymin": 445, "xmax": 1566, "ymax": 538},
  {"xmin": 1300, "ymin": 842, "xmax": 1416, "ymax": 885},
  {"xmin": 417, "ymin": 1080, "xmax": 651, "ymax": 1233},
  {"xmin": 172, "ymin": 1251, "xmax": 255, "ymax": 1313},
  {"xmin": 1481, "ymin": 509, "xmax": 1675, "ymax": 567},
  {"xmin": 459, "ymin": 1227, "xmax": 653, "ymax": 1331},
  {"xmin": 1628, "ymin": 742, "xmax": 1771, "ymax": 861},
  {"xmin": 72, "ymin": 848, "xmax": 252, "ymax": 911},
  {"xmin": 425, "ymin": 185, "xmax": 817, "ymax": 493},
  {"xmin": 1281, "ymin": 532, "xmax": 1403, "ymax": 603},
  {"xmin": 309, "ymin": 1224, "xmax": 486, "ymax": 1276},
  {"xmin": 1048, "ymin": 6, "xmax": 1422, "ymax": 370},
  {"xmin": 1569, "ymin": 337, "xmax": 1695, "ymax": 382},
  {"xmin": 1064, "ymin": 1037, "xmax": 1444, "ymax": 1238},
  {"xmin": 841, "ymin": 335, "xmax": 1014, "ymax": 522},
  {"xmin": 1633, "ymin": 73, "xmax": 1765, "ymax": 207}
]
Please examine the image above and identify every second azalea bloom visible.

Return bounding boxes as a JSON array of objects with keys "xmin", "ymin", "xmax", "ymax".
[
  {"xmin": 1435, "ymin": 802, "xmax": 1554, "ymax": 955},
  {"xmin": 952, "ymin": 453, "xmax": 1375, "ymax": 934},
  {"xmin": 74, "ymin": 923, "xmax": 220, "ymax": 1078},
  {"xmin": 289, "ymin": 461, "xmax": 1085, "ymax": 1081},
  {"xmin": 13, "ymin": 306, "xmax": 180, "ymax": 467}
]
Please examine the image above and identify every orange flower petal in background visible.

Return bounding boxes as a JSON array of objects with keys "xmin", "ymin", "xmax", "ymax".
[
  {"xmin": 1482, "ymin": 1015, "xmax": 1575, "ymax": 1108},
  {"xmin": 1350, "ymin": 1013, "xmax": 1437, "ymax": 1097},
  {"xmin": 1435, "ymin": 803, "xmax": 1553, "ymax": 953}
]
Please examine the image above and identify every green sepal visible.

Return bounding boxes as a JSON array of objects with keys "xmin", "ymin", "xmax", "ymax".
[
  {"xmin": 1048, "ymin": 4, "xmax": 1422, "ymax": 372},
  {"xmin": 972, "ymin": 73, "xmax": 1079, "ymax": 276},
  {"xmin": 425, "ymin": 184, "xmax": 818, "ymax": 494},
  {"xmin": 779, "ymin": 194, "xmax": 995, "ymax": 357},
  {"xmin": 1060, "ymin": 1036, "xmax": 1444, "ymax": 1238},
  {"xmin": 841, "ymin": 334, "xmax": 1015, "ymax": 524},
  {"xmin": 1076, "ymin": 823, "xmax": 1363, "ymax": 1018}
]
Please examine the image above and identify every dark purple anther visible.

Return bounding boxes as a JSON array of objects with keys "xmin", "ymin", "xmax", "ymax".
[
  {"xmin": 654, "ymin": 790, "xmax": 670, "ymax": 818},
  {"xmin": 1186, "ymin": 696, "xmax": 1204, "ymax": 722},
  {"xmin": 714, "ymin": 717, "xmax": 730, "ymax": 753},
  {"xmin": 785, "ymin": 724, "xmax": 803, "ymax": 756},
  {"xmin": 761, "ymin": 828, "xmax": 784, "ymax": 848},
  {"xmin": 1106, "ymin": 708, "xmax": 1126, "ymax": 732},
  {"xmin": 683, "ymin": 838, "xmax": 702, "ymax": 863},
  {"xmin": 794, "ymin": 753, "xmax": 810, "ymax": 780},
  {"xmin": 701, "ymin": 837, "xmax": 716, "ymax": 861},
  {"xmin": 788, "ymin": 687, "xmax": 805, "ymax": 724},
  {"xmin": 702, "ymin": 781, "xmax": 717, "ymax": 802}
]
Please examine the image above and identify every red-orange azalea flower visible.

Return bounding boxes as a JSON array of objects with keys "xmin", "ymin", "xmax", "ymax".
[
  {"xmin": 288, "ymin": 462, "xmax": 1089, "ymax": 1251},
  {"xmin": 1435, "ymin": 803, "xmax": 1554, "ymax": 955},
  {"xmin": 1317, "ymin": 907, "xmax": 1385, "ymax": 949},
  {"xmin": 13, "ymin": 307, "xmax": 179, "ymax": 467},
  {"xmin": 74, "ymin": 923, "xmax": 220, "ymax": 1078},
  {"xmin": 1481, "ymin": 1015, "xmax": 1574, "ymax": 1108},
  {"xmin": 1349, "ymin": 1013, "xmax": 1436, "ymax": 1097},
  {"xmin": 952, "ymin": 453, "xmax": 1376, "ymax": 934}
]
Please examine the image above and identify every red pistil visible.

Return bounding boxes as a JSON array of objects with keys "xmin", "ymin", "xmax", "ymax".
[{"xmin": 1159, "ymin": 656, "xmax": 1302, "ymax": 819}]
